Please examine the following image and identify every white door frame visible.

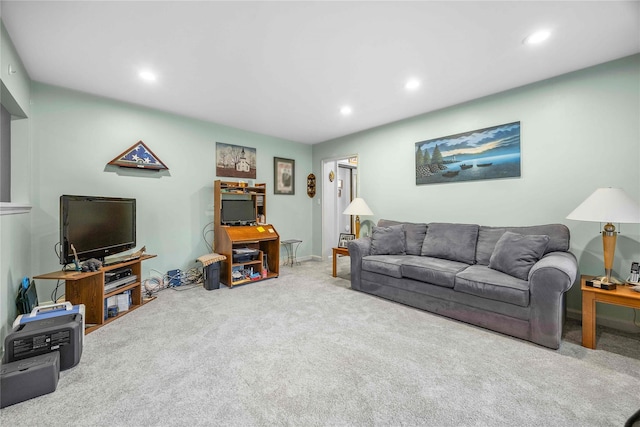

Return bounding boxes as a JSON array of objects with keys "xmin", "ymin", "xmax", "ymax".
[{"xmin": 321, "ymin": 155, "xmax": 358, "ymax": 261}]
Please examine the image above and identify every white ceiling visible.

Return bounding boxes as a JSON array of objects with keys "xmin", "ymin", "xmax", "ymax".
[{"xmin": 2, "ymin": 1, "xmax": 639, "ymax": 144}]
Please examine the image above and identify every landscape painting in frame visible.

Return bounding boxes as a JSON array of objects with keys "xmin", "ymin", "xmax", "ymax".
[
  {"xmin": 216, "ymin": 142, "xmax": 257, "ymax": 179},
  {"xmin": 415, "ymin": 121, "xmax": 521, "ymax": 185}
]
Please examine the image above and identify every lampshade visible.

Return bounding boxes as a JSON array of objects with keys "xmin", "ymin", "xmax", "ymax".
[
  {"xmin": 566, "ymin": 187, "xmax": 640, "ymax": 284},
  {"xmin": 566, "ymin": 187, "xmax": 640, "ymax": 223},
  {"xmin": 343, "ymin": 198, "xmax": 373, "ymax": 216}
]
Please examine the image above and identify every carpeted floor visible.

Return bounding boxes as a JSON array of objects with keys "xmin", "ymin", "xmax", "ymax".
[{"xmin": 1, "ymin": 259, "xmax": 639, "ymax": 426}]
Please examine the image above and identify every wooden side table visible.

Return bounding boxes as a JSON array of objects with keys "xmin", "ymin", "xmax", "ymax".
[
  {"xmin": 581, "ymin": 275, "xmax": 640, "ymax": 349},
  {"xmin": 332, "ymin": 246, "xmax": 349, "ymax": 277}
]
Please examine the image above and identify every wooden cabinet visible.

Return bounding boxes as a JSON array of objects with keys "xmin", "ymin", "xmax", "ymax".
[
  {"xmin": 215, "ymin": 225, "xmax": 280, "ymax": 287},
  {"xmin": 34, "ymin": 255, "xmax": 155, "ymax": 334},
  {"xmin": 213, "ymin": 180, "xmax": 279, "ymax": 287}
]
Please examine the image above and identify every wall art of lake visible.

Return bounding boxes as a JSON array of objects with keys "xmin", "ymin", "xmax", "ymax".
[{"xmin": 416, "ymin": 152, "xmax": 521, "ymax": 185}]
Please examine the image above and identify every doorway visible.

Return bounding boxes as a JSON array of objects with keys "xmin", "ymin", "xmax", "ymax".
[{"xmin": 322, "ymin": 156, "xmax": 358, "ymax": 260}]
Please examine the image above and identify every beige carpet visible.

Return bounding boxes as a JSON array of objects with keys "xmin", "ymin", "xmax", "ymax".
[{"xmin": 1, "ymin": 259, "xmax": 639, "ymax": 426}]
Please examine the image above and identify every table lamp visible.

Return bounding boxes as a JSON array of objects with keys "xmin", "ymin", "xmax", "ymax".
[
  {"xmin": 343, "ymin": 197, "xmax": 373, "ymax": 238},
  {"xmin": 566, "ymin": 187, "xmax": 640, "ymax": 284}
]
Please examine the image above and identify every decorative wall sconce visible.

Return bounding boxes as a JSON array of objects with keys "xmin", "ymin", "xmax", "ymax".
[{"xmin": 307, "ymin": 174, "xmax": 316, "ymax": 198}]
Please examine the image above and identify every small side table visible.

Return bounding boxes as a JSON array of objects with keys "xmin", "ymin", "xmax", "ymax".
[
  {"xmin": 281, "ymin": 239, "xmax": 303, "ymax": 267},
  {"xmin": 581, "ymin": 275, "xmax": 640, "ymax": 349},
  {"xmin": 332, "ymin": 246, "xmax": 349, "ymax": 277}
]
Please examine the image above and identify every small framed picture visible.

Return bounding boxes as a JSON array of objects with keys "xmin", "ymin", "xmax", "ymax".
[
  {"xmin": 338, "ymin": 233, "xmax": 356, "ymax": 248},
  {"xmin": 274, "ymin": 157, "xmax": 295, "ymax": 195}
]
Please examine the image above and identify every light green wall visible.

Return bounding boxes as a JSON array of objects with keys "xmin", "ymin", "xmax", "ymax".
[
  {"xmin": 312, "ymin": 54, "xmax": 640, "ymax": 330},
  {"xmin": 29, "ymin": 83, "xmax": 313, "ymax": 305}
]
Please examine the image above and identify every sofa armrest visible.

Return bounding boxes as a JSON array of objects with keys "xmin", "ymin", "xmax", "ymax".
[
  {"xmin": 348, "ymin": 237, "xmax": 371, "ymax": 291},
  {"xmin": 529, "ymin": 251, "xmax": 578, "ymax": 293},
  {"xmin": 528, "ymin": 251, "xmax": 578, "ymax": 349}
]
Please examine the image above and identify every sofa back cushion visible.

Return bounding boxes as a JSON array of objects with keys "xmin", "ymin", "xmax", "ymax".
[
  {"xmin": 377, "ymin": 219, "xmax": 427, "ymax": 256},
  {"xmin": 421, "ymin": 223, "xmax": 479, "ymax": 265},
  {"xmin": 475, "ymin": 224, "xmax": 570, "ymax": 265},
  {"xmin": 370, "ymin": 225, "xmax": 406, "ymax": 255},
  {"xmin": 488, "ymin": 231, "xmax": 550, "ymax": 280}
]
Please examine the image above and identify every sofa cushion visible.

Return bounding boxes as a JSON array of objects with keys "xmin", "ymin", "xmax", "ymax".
[
  {"xmin": 421, "ymin": 223, "xmax": 479, "ymax": 265},
  {"xmin": 377, "ymin": 219, "xmax": 427, "ymax": 256},
  {"xmin": 370, "ymin": 225, "xmax": 406, "ymax": 255},
  {"xmin": 362, "ymin": 255, "xmax": 405, "ymax": 278},
  {"xmin": 401, "ymin": 256, "xmax": 469, "ymax": 288},
  {"xmin": 402, "ymin": 223, "xmax": 428, "ymax": 255},
  {"xmin": 455, "ymin": 265, "xmax": 530, "ymax": 307},
  {"xmin": 488, "ymin": 232, "xmax": 550, "ymax": 280},
  {"xmin": 475, "ymin": 224, "xmax": 570, "ymax": 265}
]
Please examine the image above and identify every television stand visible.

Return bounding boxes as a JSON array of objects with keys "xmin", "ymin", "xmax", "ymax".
[
  {"xmin": 103, "ymin": 255, "xmax": 140, "ymax": 266},
  {"xmin": 34, "ymin": 254, "xmax": 156, "ymax": 334}
]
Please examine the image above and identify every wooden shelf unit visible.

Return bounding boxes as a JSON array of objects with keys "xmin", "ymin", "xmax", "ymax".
[
  {"xmin": 214, "ymin": 180, "xmax": 279, "ymax": 287},
  {"xmin": 216, "ymin": 226, "xmax": 280, "ymax": 287},
  {"xmin": 34, "ymin": 254, "xmax": 156, "ymax": 334},
  {"xmin": 214, "ymin": 180, "xmax": 266, "ymax": 227}
]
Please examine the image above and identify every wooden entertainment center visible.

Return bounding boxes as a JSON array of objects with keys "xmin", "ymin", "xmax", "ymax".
[
  {"xmin": 34, "ymin": 255, "xmax": 156, "ymax": 334},
  {"xmin": 214, "ymin": 180, "xmax": 280, "ymax": 287}
]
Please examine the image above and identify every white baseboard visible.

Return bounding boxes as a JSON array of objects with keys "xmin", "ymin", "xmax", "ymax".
[
  {"xmin": 279, "ymin": 255, "xmax": 319, "ymax": 264},
  {"xmin": 567, "ymin": 307, "xmax": 640, "ymax": 333}
]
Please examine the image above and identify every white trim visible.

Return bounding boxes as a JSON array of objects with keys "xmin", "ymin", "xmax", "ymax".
[{"xmin": 0, "ymin": 202, "xmax": 32, "ymax": 215}]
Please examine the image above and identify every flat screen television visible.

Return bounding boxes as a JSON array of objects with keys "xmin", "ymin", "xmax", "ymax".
[
  {"xmin": 221, "ymin": 199, "xmax": 256, "ymax": 225},
  {"xmin": 60, "ymin": 195, "xmax": 136, "ymax": 265}
]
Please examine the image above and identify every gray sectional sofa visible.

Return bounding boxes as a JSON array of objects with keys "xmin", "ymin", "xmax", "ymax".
[{"xmin": 348, "ymin": 220, "xmax": 578, "ymax": 349}]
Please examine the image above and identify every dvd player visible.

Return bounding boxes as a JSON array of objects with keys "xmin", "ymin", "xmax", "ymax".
[
  {"xmin": 105, "ymin": 267, "xmax": 133, "ymax": 284},
  {"xmin": 104, "ymin": 275, "xmax": 137, "ymax": 294}
]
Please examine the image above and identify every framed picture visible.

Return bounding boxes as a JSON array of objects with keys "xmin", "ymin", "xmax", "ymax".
[
  {"xmin": 216, "ymin": 142, "xmax": 256, "ymax": 179},
  {"xmin": 274, "ymin": 157, "xmax": 295, "ymax": 195},
  {"xmin": 338, "ymin": 233, "xmax": 355, "ymax": 248},
  {"xmin": 415, "ymin": 121, "xmax": 521, "ymax": 185}
]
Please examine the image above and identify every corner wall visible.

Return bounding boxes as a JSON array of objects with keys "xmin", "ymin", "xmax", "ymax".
[{"xmin": 312, "ymin": 54, "xmax": 640, "ymax": 330}]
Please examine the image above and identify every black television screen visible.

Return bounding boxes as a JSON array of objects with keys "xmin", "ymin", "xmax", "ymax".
[
  {"xmin": 221, "ymin": 199, "xmax": 256, "ymax": 225},
  {"xmin": 60, "ymin": 195, "xmax": 136, "ymax": 265}
]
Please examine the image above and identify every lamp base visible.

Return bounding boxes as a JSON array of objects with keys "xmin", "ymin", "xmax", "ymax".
[
  {"xmin": 600, "ymin": 224, "xmax": 622, "ymax": 285},
  {"xmin": 595, "ymin": 275, "xmax": 624, "ymax": 285}
]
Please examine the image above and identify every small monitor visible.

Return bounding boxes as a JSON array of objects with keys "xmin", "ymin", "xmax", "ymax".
[{"xmin": 221, "ymin": 200, "xmax": 256, "ymax": 225}]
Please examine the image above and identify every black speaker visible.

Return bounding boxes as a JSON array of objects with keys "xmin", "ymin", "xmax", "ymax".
[
  {"xmin": 1, "ymin": 352, "xmax": 60, "ymax": 408},
  {"xmin": 203, "ymin": 262, "xmax": 220, "ymax": 290}
]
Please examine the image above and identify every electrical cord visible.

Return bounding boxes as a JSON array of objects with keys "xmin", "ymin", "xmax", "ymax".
[
  {"xmin": 202, "ymin": 221, "xmax": 214, "ymax": 253},
  {"xmin": 142, "ymin": 276, "xmax": 163, "ymax": 297},
  {"xmin": 143, "ymin": 266, "xmax": 206, "ymax": 296},
  {"xmin": 142, "ymin": 268, "xmax": 171, "ymax": 297},
  {"xmin": 51, "ymin": 279, "xmax": 64, "ymax": 303}
]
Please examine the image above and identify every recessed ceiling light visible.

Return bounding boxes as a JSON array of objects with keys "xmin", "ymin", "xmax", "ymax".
[
  {"xmin": 340, "ymin": 106, "xmax": 352, "ymax": 115},
  {"xmin": 138, "ymin": 70, "xmax": 157, "ymax": 82},
  {"xmin": 405, "ymin": 79, "xmax": 420, "ymax": 90},
  {"xmin": 524, "ymin": 30, "xmax": 551, "ymax": 45}
]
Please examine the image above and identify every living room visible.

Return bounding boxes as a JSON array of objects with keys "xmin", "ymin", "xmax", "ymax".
[{"xmin": 1, "ymin": 1, "xmax": 639, "ymax": 425}]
